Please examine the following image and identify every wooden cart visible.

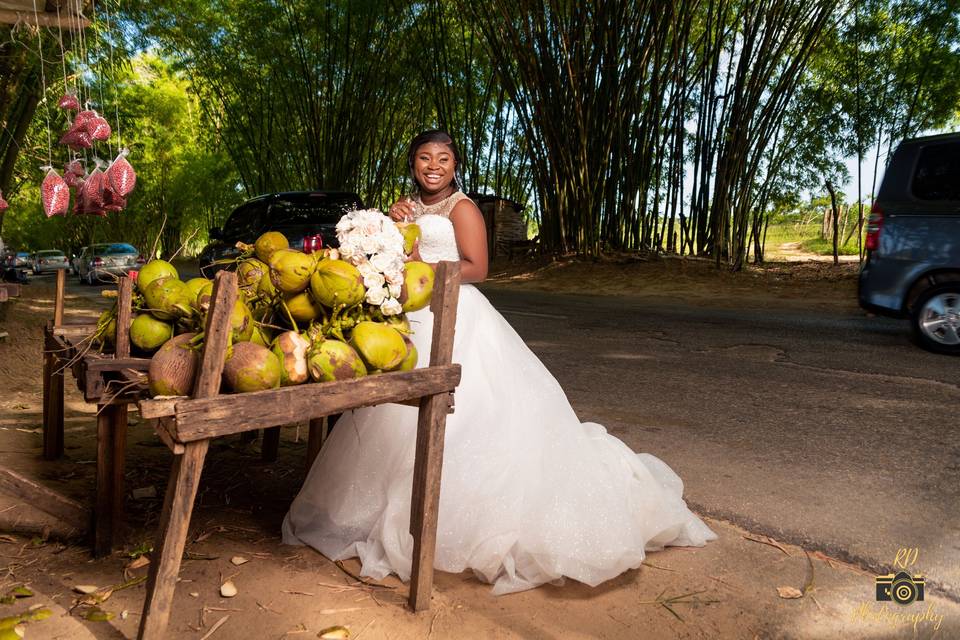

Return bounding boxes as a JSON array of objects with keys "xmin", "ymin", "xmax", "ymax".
[{"xmin": 133, "ymin": 263, "xmax": 461, "ymax": 639}]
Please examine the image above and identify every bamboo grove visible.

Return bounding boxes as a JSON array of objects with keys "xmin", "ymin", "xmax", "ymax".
[{"xmin": 2, "ymin": 0, "xmax": 959, "ymax": 267}]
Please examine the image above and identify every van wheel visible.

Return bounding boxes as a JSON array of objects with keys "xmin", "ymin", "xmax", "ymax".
[{"xmin": 910, "ymin": 284, "xmax": 960, "ymax": 355}]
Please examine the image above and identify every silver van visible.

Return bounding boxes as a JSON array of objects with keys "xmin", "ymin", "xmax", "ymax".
[{"xmin": 858, "ymin": 132, "xmax": 960, "ymax": 354}]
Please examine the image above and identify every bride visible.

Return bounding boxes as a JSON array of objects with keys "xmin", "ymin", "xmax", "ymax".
[{"xmin": 282, "ymin": 130, "xmax": 715, "ymax": 595}]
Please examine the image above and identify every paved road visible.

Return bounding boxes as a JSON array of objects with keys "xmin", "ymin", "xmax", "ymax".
[
  {"xmin": 478, "ymin": 284, "xmax": 960, "ymax": 600},
  {"xmin": 43, "ymin": 269, "xmax": 960, "ymax": 598}
]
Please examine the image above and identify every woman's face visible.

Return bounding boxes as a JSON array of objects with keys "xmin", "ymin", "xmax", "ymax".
[{"xmin": 413, "ymin": 142, "xmax": 456, "ymax": 195}]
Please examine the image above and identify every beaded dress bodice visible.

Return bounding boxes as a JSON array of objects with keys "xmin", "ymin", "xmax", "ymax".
[{"xmin": 410, "ymin": 191, "xmax": 470, "ymax": 263}]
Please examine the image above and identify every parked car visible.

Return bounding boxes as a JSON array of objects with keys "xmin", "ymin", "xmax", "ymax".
[
  {"xmin": 6, "ymin": 251, "xmax": 33, "ymax": 270},
  {"xmin": 31, "ymin": 250, "xmax": 70, "ymax": 274},
  {"xmin": 198, "ymin": 191, "xmax": 364, "ymax": 275},
  {"xmin": 75, "ymin": 243, "xmax": 145, "ymax": 284},
  {"xmin": 858, "ymin": 131, "xmax": 960, "ymax": 354}
]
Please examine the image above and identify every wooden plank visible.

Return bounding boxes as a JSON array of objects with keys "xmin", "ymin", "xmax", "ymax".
[
  {"xmin": 53, "ymin": 269, "xmax": 65, "ymax": 327},
  {"xmin": 42, "ymin": 327, "xmax": 65, "ymax": 460},
  {"xmin": 305, "ymin": 417, "xmax": 325, "ymax": 473},
  {"xmin": 152, "ymin": 418, "xmax": 185, "ymax": 455},
  {"xmin": 408, "ymin": 391, "xmax": 451, "ymax": 612},
  {"xmin": 139, "ymin": 274, "xmax": 235, "ymax": 639},
  {"xmin": 0, "ymin": 466, "xmax": 87, "ymax": 534},
  {"xmin": 112, "ymin": 405, "xmax": 128, "ymax": 545},
  {"xmin": 86, "ymin": 356, "xmax": 151, "ymax": 372},
  {"xmin": 427, "ymin": 261, "xmax": 461, "ymax": 367},
  {"xmin": 53, "ymin": 323, "xmax": 97, "ymax": 339},
  {"xmin": 261, "ymin": 427, "xmax": 280, "ymax": 462},
  {"xmin": 170, "ymin": 365, "xmax": 460, "ymax": 441},
  {"xmin": 115, "ymin": 277, "xmax": 133, "ymax": 359},
  {"xmin": 137, "ymin": 441, "xmax": 209, "ymax": 640},
  {"xmin": 192, "ymin": 270, "xmax": 236, "ymax": 398},
  {"xmin": 408, "ymin": 261, "xmax": 459, "ymax": 607},
  {"xmin": 139, "ymin": 397, "xmax": 183, "ymax": 420},
  {"xmin": 94, "ymin": 406, "xmax": 115, "ymax": 557}
]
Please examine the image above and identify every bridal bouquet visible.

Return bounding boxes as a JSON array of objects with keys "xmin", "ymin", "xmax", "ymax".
[{"xmin": 335, "ymin": 209, "xmax": 406, "ymax": 316}]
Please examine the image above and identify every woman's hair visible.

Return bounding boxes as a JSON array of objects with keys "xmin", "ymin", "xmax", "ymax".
[{"xmin": 407, "ymin": 129, "xmax": 462, "ymax": 192}]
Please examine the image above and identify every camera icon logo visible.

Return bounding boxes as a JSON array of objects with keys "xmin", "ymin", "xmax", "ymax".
[{"xmin": 876, "ymin": 571, "xmax": 925, "ymax": 605}]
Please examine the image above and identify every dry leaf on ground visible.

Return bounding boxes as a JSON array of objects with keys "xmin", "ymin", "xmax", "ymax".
[{"xmin": 776, "ymin": 586, "xmax": 803, "ymax": 599}]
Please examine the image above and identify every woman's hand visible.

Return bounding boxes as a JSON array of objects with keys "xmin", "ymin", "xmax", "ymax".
[{"xmin": 388, "ymin": 197, "xmax": 415, "ymax": 222}]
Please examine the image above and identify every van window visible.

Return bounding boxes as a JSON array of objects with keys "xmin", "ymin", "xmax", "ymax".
[{"xmin": 912, "ymin": 142, "xmax": 960, "ymax": 201}]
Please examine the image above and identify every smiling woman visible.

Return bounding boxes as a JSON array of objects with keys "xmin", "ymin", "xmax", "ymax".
[{"xmin": 283, "ymin": 129, "xmax": 716, "ymax": 597}]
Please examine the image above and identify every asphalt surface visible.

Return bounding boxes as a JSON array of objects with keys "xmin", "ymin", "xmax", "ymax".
[
  {"xmin": 477, "ymin": 284, "xmax": 960, "ymax": 601},
  {"xmin": 43, "ymin": 269, "xmax": 960, "ymax": 600}
]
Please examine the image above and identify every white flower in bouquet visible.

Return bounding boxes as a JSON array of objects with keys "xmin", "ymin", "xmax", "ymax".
[
  {"xmin": 380, "ymin": 298, "xmax": 402, "ymax": 316},
  {"xmin": 366, "ymin": 286, "xmax": 388, "ymax": 306},
  {"xmin": 336, "ymin": 208, "xmax": 407, "ymax": 315}
]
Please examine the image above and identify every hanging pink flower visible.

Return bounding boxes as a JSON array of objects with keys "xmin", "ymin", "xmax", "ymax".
[
  {"xmin": 106, "ymin": 149, "xmax": 136, "ymax": 197},
  {"xmin": 89, "ymin": 117, "xmax": 112, "ymax": 142},
  {"xmin": 57, "ymin": 93, "xmax": 80, "ymax": 111},
  {"xmin": 41, "ymin": 169, "xmax": 70, "ymax": 217},
  {"xmin": 0, "ymin": 190, "xmax": 8, "ymax": 212}
]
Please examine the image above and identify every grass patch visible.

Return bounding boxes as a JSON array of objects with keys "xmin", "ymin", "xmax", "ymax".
[{"xmin": 764, "ymin": 222, "xmax": 861, "ymax": 256}]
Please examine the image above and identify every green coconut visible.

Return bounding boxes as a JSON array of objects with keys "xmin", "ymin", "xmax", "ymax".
[
  {"xmin": 269, "ymin": 249, "xmax": 314, "ymax": 294},
  {"xmin": 395, "ymin": 336, "xmax": 418, "ymax": 372},
  {"xmin": 284, "ymin": 290, "xmax": 323, "ymax": 324},
  {"xmin": 96, "ymin": 309, "xmax": 117, "ymax": 346},
  {"xmin": 229, "ymin": 299, "xmax": 255, "ymax": 341},
  {"xmin": 257, "ymin": 269, "xmax": 277, "ymax": 297},
  {"xmin": 184, "ymin": 277, "xmax": 211, "ymax": 302},
  {"xmin": 130, "ymin": 314, "xmax": 174, "ymax": 352},
  {"xmin": 142, "ymin": 276, "xmax": 192, "ymax": 320},
  {"xmin": 148, "ymin": 333, "xmax": 199, "ymax": 396},
  {"xmin": 191, "ymin": 280, "xmax": 214, "ymax": 314},
  {"xmin": 271, "ymin": 331, "xmax": 311, "ymax": 386},
  {"xmin": 222, "ymin": 342, "xmax": 282, "ymax": 392},
  {"xmin": 248, "ymin": 324, "xmax": 272, "ymax": 347},
  {"xmin": 308, "ymin": 339, "xmax": 367, "ymax": 382},
  {"xmin": 137, "ymin": 259, "xmax": 179, "ymax": 290},
  {"xmin": 237, "ymin": 258, "xmax": 268, "ymax": 293},
  {"xmin": 255, "ymin": 231, "xmax": 289, "ymax": 263},
  {"xmin": 350, "ymin": 321, "xmax": 407, "ymax": 371},
  {"xmin": 310, "ymin": 258, "xmax": 365, "ymax": 308},
  {"xmin": 397, "ymin": 222, "xmax": 421, "ymax": 255},
  {"xmin": 384, "ymin": 314, "xmax": 410, "ymax": 334},
  {"xmin": 399, "ymin": 261, "xmax": 434, "ymax": 312}
]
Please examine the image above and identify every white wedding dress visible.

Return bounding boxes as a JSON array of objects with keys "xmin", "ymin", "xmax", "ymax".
[{"xmin": 282, "ymin": 192, "xmax": 715, "ymax": 594}]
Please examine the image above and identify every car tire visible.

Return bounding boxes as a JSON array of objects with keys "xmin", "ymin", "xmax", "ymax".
[{"xmin": 910, "ymin": 283, "xmax": 960, "ymax": 355}]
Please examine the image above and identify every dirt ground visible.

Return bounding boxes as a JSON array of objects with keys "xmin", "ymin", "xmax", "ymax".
[{"xmin": 1, "ymin": 255, "xmax": 957, "ymax": 640}]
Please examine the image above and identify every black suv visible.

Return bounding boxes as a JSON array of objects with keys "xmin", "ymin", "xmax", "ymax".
[
  {"xmin": 198, "ymin": 191, "xmax": 364, "ymax": 275},
  {"xmin": 858, "ymin": 132, "xmax": 960, "ymax": 354}
]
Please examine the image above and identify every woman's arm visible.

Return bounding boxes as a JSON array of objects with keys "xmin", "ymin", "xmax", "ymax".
[{"xmin": 449, "ymin": 199, "xmax": 488, "ymax": 283}]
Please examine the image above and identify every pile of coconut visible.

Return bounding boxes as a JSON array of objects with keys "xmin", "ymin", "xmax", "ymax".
[{"xmin": 92, "ymin": 228, "xmax": 433, "ymax": 397}]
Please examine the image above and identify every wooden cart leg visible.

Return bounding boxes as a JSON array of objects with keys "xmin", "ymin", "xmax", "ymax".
[
  {"xmin": 138, "ymin": 440, "xmax": 209, "ymax": 640},
  {"xmin": 305, "ymin": 417, "xmax": 325, "ymax": 473},
  {"xmin": 94, "ymin": 404, "xmax": 124, "ymax": 557},
  {"xmin": 112, "ymin": 405, "xmax": 128, "ymax": 544},
  {"xmin": 408, "ymin": 393, "xmax": 450, "ymax": 612},
  {"xmin": 261, "ymin": 426, "xmax": 281, "ymax": 463},
  {"xmin": 42, "ymin": 340, "xmax": 64, "ymax": 460}
]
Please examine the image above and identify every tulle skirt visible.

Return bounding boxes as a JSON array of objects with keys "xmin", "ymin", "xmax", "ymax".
[{"xmin": 282, "ymin": 285, "xmax": 715, "ymax": 594}]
